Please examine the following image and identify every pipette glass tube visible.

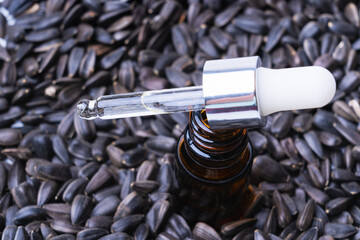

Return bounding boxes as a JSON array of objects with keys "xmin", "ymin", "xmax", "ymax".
[{"xmin": 77, "ymin": 86, "xmax": 205, "ymax": 120}]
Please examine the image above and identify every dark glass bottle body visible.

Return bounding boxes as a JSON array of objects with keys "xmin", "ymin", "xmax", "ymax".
[{"xmin": 175, "ymin": 111, "xmax": 254, "ymax": 228}]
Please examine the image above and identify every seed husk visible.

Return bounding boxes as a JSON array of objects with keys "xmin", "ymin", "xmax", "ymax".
[
  {"xmin": 325, "ymin": 197, "xmax": 352, "ymax": 215},
  {"xmin": 259, "ymin": 181, "xmax": 294, "ymax": 192},
  {"xmin": 74, "ymin": 114, "xmax": 96, "ymax": 141},
  {"xmin": 215, "ymin": 4, "xmax": 241, "ymax": 27},
  {"xmin": 7, "ymin": 160, "xmax": 25, "ymax": 190},
  {"xmin": 265, "ymin": 24, "xmax": 285, "ymax": 52},
  {"xmin": 68, "ymin": 138, "xmax": 93, "ymax": 160},
  {"xmin": 165, "ymin": 67, "xmax": 192, "ymax": 88},
  {"xmin": 298, "ymin": 137, "xmax": 320, "ymax": 164},
  {"xmin": 280, "ymin": 137, "xmax": 299, "ymax": 160},
  {"xmin": 11, "ymin": 182, "xmax": 37, "ymax": 208},
  {"xmin": 232, "ymin": 227, "xmax": 254, "ymax": 240},
  {"xmin": 114, "ymin": 191, "xmax": 145, "ymax": 220},
  {"xmin": 37, "ymin": 180, "xmax": 58, "ymax": 206},
  {"xmin": 71, "ymin": 194, "xmax": 93, "ymax": 225},
  {"xmin": 292, "ymin": 113, "xmax": 313, "ymax": 133},
  {"xmin": 248, "ymin": 131, "xmax": 268, "ymax": 154},
  {"xmin": 51, "ymin": 220, "xmax": 83, "ymax": 234},
  {"xmin": 111, "ymin": 214, "xmax": 144, "ymax": 233},
  {"xmin": 197, "ymin": 37, "xmax": 219, "ymax": 58},
  {"xmin": 324, "ymin": 222, "xmax": 358, "ymax": 239},
  {"xmin": 77, "ymin": 228, "xmax": 109, "ymax": 240},
  {"xmin": 304, "ymin": 131, "xmax": 324, "ymax": 159},
  {"xmin": 281, "ymin": 193, "xmax": 298, "ymax": 216},
  {"xmin": 0, "ymin": 128, "xmax": 22, "ymax": 146},
  {"xmin": 44, "ymin": 203, "xmax": 70, "ymax": 221},
  {"xmin": 264, "ymin": 132, "xmax": 286, "ymax": 159},
  {"xmin": 85, "ymin": 215, "xmax": 113, "ymax": 230},
  {"xmin": 193, "ymin": 222, "xmax": 221, "ymax": 240},
  {"xmin": 25, "ymin": 28, "xmax": 60, "ymax": 42},
  {"xmin": 263, "ymin": 206, "xmax": 277, "ymax": 235},
  {"xmin": 254, "ymin": 229, "xmax": 268, "ymax": 240},
  {"xmin": 146, "ymin": 199, "xmax": 171, "ymax": 234},
  {"xmin": 79, "ymin": 49, "xmax": 96, "ymax": 79},
  {"xmin": 50, "ymin": 234, "xmax": 76, "ymax": 240},
  {"xmin": 331, "ymin": 168, "xmax": 357, "ymax": 182},
  {"xmin": 100, "ymin": 47, "xmax": 126, "ymax": 70},
  {"xmin": 301, "ymin": 183, "xmax": 329, "ymax": 206},
  {"xmin": 253, "ymin": 155, "xmax": 290, "ymax": 183},
  {"xmin": 307, "ymin": 164, "xmax": 325, "ymax": 188},
  {"xmin": 233, "ymin": 15, "xmax": 267, "ymax": 34},
  {"xmin": 91, "ymin": 195, "xmax": 119, "ymax": 217},
  {"xmin": 13, "ymin": 205, "xmax": 46, "ymax": 225},
  {"xmin": 341, "ymin": 181, "xmax": 360, "ymax": 196},
  {"xmin": 171, "ymin": 24, "xmax": 194, "ymax": 56},
  {"xmin": 131, "ymin": 180, "xmax": 159, "ymax": 195},
  {"xmin": 62, "ymin": 3, "xmax": 85, "ymax": 29},
  {"xmin": 85, "ymin": 165, "xmax": 113, "ymax": 195},
  {"xmin": 62, "ymin": 178, "xmax": 88, "ymax": 203},
  {"xmin": 338, "ymin": 71, "xmax": 360, "ymax": 92},
  {"xmin": 296, "ymin": 227, "xmax": 318, "ymax": 240},
  {"xmin": 221, "ymin": 218, "xmax": 256, "ymax": 237},
  {"xmin": 282, "ymin": 225, "xmax": 299, "ymax": 240},
  {"xmin": 98, "ymin": 232, "xmax": 133, "ymax": 240},
  {"xmin": 273, "ymin": 190, "xmax": 292, "ymax": 228},
  {"xmin": 299, "ymin": 21, "xmax": 322, "ymax": 42},
  {"xmin": 319, "ymin": 131, "xmax": 342, "ymax": 147},
  {"xmin": 296, "ymin": 199, "xmax": 315, "ymax": 231}
]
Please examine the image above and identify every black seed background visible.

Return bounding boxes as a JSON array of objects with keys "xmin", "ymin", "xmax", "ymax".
[{"xmin": 0, "ymin": 0, "xmax": 359, "ymax": 239}]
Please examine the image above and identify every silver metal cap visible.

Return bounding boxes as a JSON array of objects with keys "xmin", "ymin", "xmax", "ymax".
[{"xmin": 202, "ymin": 56, "xmax": 267, "ymax": 130}]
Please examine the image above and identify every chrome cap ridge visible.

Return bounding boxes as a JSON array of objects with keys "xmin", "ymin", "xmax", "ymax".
[{"xmin": 202, "ymin": 56, "xmax": 266, "ymax": 130}]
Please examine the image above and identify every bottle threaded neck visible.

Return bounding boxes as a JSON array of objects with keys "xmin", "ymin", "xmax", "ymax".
[
  {"xmin": 181, "ymin": 110, "xmax": 250, "ymax": 181},
  {"xmin": 189, "ymin": 110, "xmax": 247, "ymax": 156}
]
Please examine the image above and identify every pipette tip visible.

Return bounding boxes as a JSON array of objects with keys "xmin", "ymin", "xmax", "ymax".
[{"xmin": 77, "ymin": 99, "xmax": 98, "ymax": 120}]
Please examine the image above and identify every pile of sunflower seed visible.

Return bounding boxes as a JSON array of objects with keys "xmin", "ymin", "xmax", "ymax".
[{"xmin": 0, "ymin": 0, "xmax": 360, "ymax": 239}]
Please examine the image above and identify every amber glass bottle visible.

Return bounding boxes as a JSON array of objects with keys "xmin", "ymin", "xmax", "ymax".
[{"xmin": 175, "ymin": 110, "xmax": 255, "ymax": 228}]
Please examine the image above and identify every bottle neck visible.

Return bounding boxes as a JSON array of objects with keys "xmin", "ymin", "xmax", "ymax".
[{"xmin": 181, "ymin": 111, "xmax": 251, "ymax": 182}]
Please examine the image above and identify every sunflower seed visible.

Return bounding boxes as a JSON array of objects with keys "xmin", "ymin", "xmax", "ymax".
[
  {"xmin": 265, "ymin": 24, "xmax": 285, "ymax": 52},
  {"xmin": 91, "ymin": 195, "xmax": 119, "ymax": 217},
  {"xmin": 253, "ymin": 155, "xmax": 290, "ymax": 183},
  {"xmin": 37, "ymin": 180, "xmax": 58, "ymax": 206},
  {"xmin": 324, "ymin": 223, "xmax": 358, "ymax": 239},
  {"xmin": 234, "ymin": 15, "xmax": 267, "ymax": 34},
  {"xmin": 111, "ymin": 214, "xmax": 144, "ymax": 233},
  {"xmin": 0, "ymin": 128, "xmax": 22, "ymax": 146},
  {"xmin": 62, "ymin": 178, "xmax": 88, "ymax": 203},
  {"xmin": 301, "ymin": 183, "xmax": 329, "ymax": 205},
  {"xmin": 98, "ymin": 232, "xmax": 132, "ymax": 240},
  {"xmin": 193, "ymin": 222, "xmax": 221, "ymax": 240},
  {"xmin": 296, "ymin": 199, "xmax": 315, "ymax": 231},
  {"xmin": 114, "ymin": 191, "xmax": 145, "ymax": 220},
  {"xmin": 296, "ymin": 227, "xmax": 318, "ymax": 240},
  {"xmin": 71, "ymin": 194, "xmax": 93, "ymax": 225},
  {"xmin": 273, "ymin": 190, "xmax": 292, "ymax": 228},
  {"xmin": 100, "ymin": 47, "xmax": 126, "ymax": 70},
  {"xmin": 13, "ymin": 205, "xmax": 46, "ymax": 225},
  {"xmin": 325, "ymin": 197, "xmax": 352, "ymax": 215},
  {"xmin": 263, "ymin": 206, "xmax": 277, "ymax": 235},
  {"xmin": 77, "ymin": 228, "xmax": 108, "ymax": 240},
  {"xmin": 85, "ymin": 165, "xmax": 113, "ymax": 195},
  {"xmin": 221, "ymin": 218, "xmax": 256, "ymax": 237}
]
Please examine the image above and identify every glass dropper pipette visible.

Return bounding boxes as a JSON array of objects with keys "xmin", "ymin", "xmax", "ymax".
[
  {"xmin": 77, "ymin": 57, "xmax": 336, "ymax": 130},
  {"xmin": 77, "ymin": 86, "xmax": 205, "ymax": 120}
]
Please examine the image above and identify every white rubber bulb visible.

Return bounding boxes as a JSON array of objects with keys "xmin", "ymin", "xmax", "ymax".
[{"xmin": 256, "ymin": 66, "xmax": 336, "ymax": 116}]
